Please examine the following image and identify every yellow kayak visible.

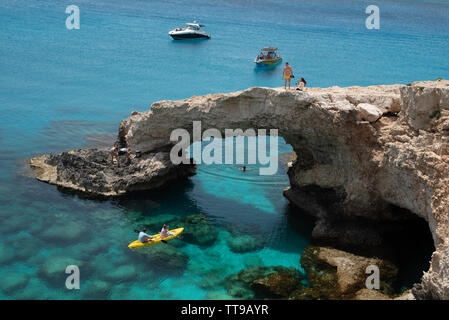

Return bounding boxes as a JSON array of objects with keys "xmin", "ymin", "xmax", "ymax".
[{"xmin": 128, "ymin": 227, "xmax": 184, "ymax": 248}]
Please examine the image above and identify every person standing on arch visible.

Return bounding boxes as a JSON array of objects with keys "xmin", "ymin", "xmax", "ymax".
[{"xmin": 282, "ymin": 62, "xmax": 293, "ymax": 90}]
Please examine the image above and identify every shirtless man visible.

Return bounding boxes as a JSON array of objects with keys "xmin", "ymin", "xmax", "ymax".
[{"xmin": 282, "ymin": 62, "xmax": 293, "ymax": 90}]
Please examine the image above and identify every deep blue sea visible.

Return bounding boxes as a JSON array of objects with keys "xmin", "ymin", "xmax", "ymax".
[{"xmin": 0, "ymin": 0, "xmax": 448, "ymax": 299}]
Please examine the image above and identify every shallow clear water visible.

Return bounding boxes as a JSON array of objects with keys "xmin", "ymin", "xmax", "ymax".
[{"xmin": 0, "ymin": 0, "xmax": 448, "ymax": 299}]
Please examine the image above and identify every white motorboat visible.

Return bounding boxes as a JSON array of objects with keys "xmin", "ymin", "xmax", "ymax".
[{"xmin": 168, "ymin": 21, "xmax": 211, "ymax": 40}]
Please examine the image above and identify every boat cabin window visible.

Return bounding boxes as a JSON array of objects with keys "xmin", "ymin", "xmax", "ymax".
[
  {"xmin": 187, "ymin": 24, "xmax": 200, "ymax": 30},
  {"xmin": 260, "ymin": 51, "xmax": 276, "ymax": 59}
]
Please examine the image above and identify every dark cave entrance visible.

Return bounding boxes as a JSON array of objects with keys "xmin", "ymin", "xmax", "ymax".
[
  {"xmin": 382, "ymin": 213, "xmax": 435, "ymax": 291},
  {"xmin": 292, "ymin": 195, "xmax": 436, "ymax": 294}
]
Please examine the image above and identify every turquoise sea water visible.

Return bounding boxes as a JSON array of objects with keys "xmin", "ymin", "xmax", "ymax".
[{"xmin": 0, "ymin": 0, "xmax": 448, "ymax": 299}]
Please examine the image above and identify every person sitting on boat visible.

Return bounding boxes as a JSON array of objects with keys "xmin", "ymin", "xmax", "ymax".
[
  {"xmin": 259, "ymin": 52, "xmax": 265, "ymax": 60},
  {"xmin": 160, "ymin": 224, "xmax": 173, "ymax": 239},
  {"xmin": 296, "ymin": 77, "xmax": 307, "ymax": 91},
  {"xmin": 135, "ymin": 228, "xmax": 154, "ymax": 243}
]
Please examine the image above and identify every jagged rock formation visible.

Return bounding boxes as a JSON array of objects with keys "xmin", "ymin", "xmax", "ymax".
[
  {"xmin": 298, "ymin": 245, "xmax": 398, "ymax": 299},
  {"xmin": 30, "ymin": 80, "xmax": 449, "ymax": 299},
  {"xmin": 30, "ymin": 149, "xmax": 195, "ymax": 197}
]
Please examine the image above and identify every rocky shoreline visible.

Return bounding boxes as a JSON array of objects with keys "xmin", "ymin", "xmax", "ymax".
[
  {"xmin": 30, "ymin": 148, "xmax": 196, "ymax": 197},
  {"xmin": 29, "ymin": 79, "xmax": 449, "ymax": 299}
]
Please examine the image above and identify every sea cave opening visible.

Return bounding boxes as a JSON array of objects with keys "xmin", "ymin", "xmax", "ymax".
[{"xmin": 178, "ymin": 132, "xmax": 436, "ymax": 297}]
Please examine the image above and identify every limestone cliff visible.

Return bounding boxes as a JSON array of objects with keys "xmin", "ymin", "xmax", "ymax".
[{"xmin": 30, "ymin": 80, "xmax": 449, "ymax": 299}]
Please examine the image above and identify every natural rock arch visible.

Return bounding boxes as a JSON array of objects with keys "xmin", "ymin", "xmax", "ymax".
[
  {"xmin": 119, "ymin": 82, "xmax": 449, "ymax": 299},
  {"xmin": 31, "ymin": 81, "xmax": 449, "ymax": 299}
]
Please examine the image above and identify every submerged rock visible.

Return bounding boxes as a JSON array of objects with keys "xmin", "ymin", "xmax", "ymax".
[
  {"xmin": 0, "ymin": 273, "xmax": 30, "ymax": 294},
  {"xmin": 0, "ymin": 243, "xmax": 15, "ymax": 265},
  {"xmin": 198, "ymin": 272, "xmax": 225, "ymax": 289},
  {"xmin": 104, "ymin": 265, "xmax": 137, "ymax": 283},
  {"xmin": 40, "ymin": 220, "xmax": 88, "ymax": 243},
  {"xmin": 226, "ymin": 265, "xmax": 305, "ymax": 300},
  {"xmin": 142, "ymin": 214, "xmax": 179, "ymax": 230},
  {"xmin": 227, "ymin": 234, "xmax": 264, "ymax": 253},
  {"xmin": 251, "ymin": 272, "xmax": 302, "ymax": 298},
  {"xmin": 82, "ymin": 280, "xmax": 112, "ymax": 299},
  {"xmin": 227, "ymin": 283, "xmax": 255, "ymax": 300},
  {"xmin": 0, "ymin": 211, "xmax": 31, "ymax": 235},
  {"xmin": 228, "ymin": 265, "xmax": 304, "ymax": 285},
  {"xmin": 133, "ymin": 244, "xmax": 189, "ymax": 276},
  {"xmin": 298, "ymin": 245, "xmax": 398, "ymax": 299},
  {"xmin": 205, "ymin": 291, "xmax": 236, "ymax": 300},
  {"xmin": 38, "ymin": 256, "xmax": 85, "ymax": 286},
  {"xmin": 5, "ymin": 233, "xmax": 43, "ymax": 262},
  {"xmin": 179, "ymin": 213, "xmax": 218, "ymax": 246}
]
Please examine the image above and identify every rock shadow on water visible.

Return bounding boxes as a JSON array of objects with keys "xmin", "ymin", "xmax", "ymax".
[{"xmin": 107, "ymin": 179, "xmax": 195, "ymax": 225}]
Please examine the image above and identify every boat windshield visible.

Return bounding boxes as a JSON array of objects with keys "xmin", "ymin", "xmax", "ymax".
[
  {"xmin": 259, "ymin": 51, "xmax": 277, "ymax": 59},
  {"xmin": 186, "ymin": 24, "xmax": 200, "ymax": 30}
]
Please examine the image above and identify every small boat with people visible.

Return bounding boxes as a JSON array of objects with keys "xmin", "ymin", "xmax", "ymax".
[
  {"xmin": 254, "ymin": 47, "xmax": 282, "ymax": 66},
  {"xmin": 128, "ymin": 227, "xmax": 184, "ymax": 248},
  {"xmin": 168, "ymin": 21, "xmax": 211, "ymax": 40}
]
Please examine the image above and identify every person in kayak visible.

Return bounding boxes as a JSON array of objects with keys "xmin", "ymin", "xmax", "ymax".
[
  {"xmin": 135, "ymin": 228, "xmax": 154, "ymax": 243},
  {"xmin": 160, "ymin": 224, "xmax": 171, "ymax": 239}
]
